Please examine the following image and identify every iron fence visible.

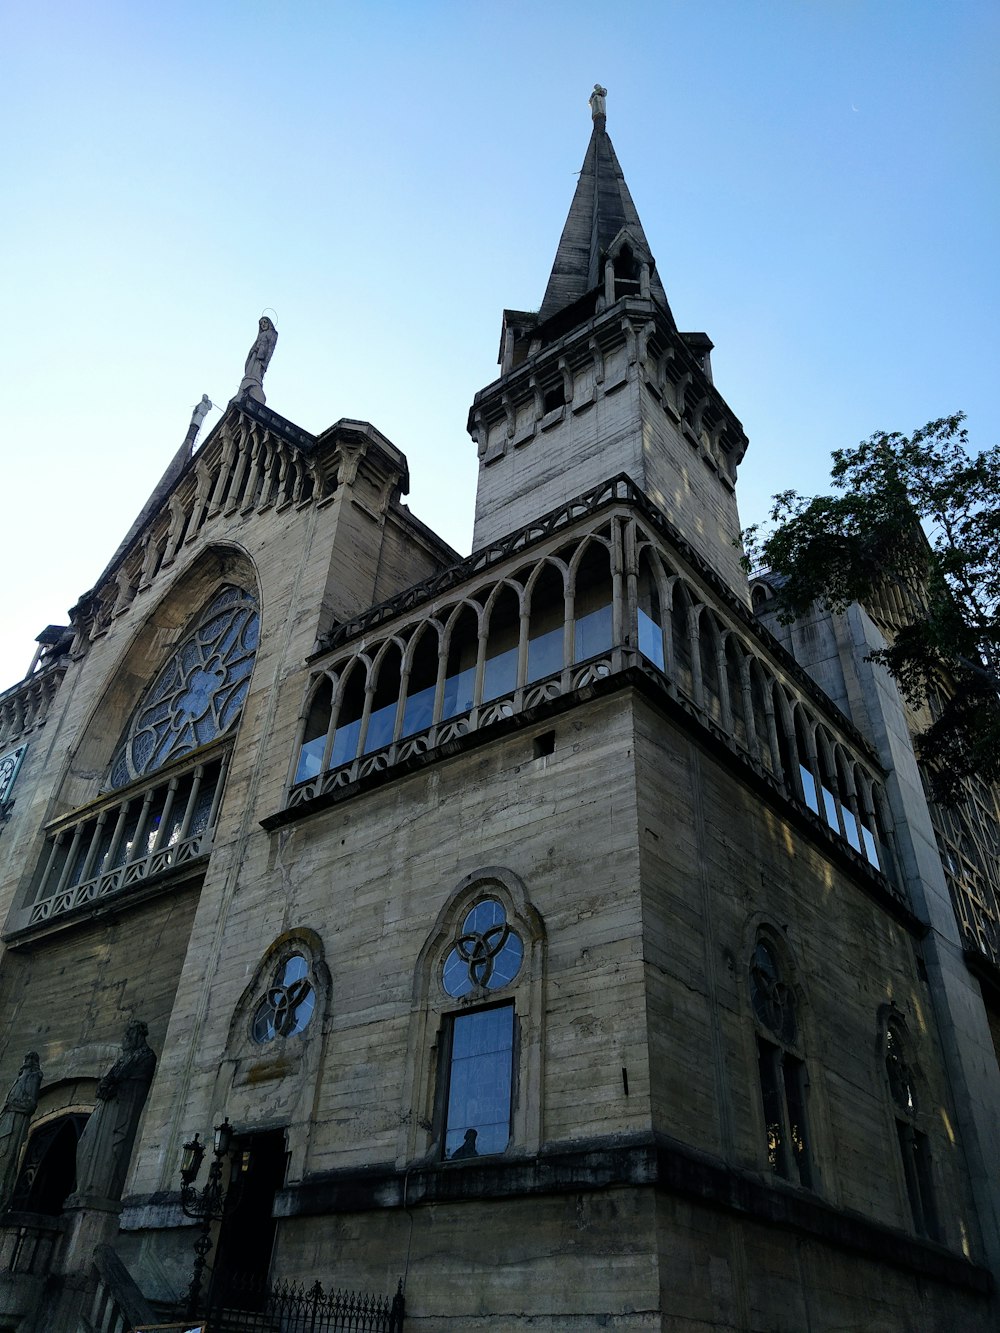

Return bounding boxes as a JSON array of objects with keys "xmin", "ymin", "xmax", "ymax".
[{"xmin": 205, "ymin": 1275, "xmax": 404, "ymax": 1332}]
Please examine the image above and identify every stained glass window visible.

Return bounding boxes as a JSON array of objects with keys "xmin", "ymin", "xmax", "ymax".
[
  {"xmin": 252, "ymin": 954, "xmax": 315, "ymax": 1043},
  {"xmin": 109, "ymin": 586, "xmax": 259, "ymax": 789},
  {"xmin": 442, "ymin": 899, "xmax": 523, "ymax": 997}
]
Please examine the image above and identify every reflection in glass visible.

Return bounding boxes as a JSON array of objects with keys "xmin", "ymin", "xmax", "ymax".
[
  {"xmin": 526, "ymin": 626, "xmax": 563, "ymax": 684},
  {"xmin": 638, "ymin": 608, "xmax": 664, "ymax": 669},
  {"xmin": 441, "ymin": 667, "xmax": 476, "ymax": 721},
  {"xmin": 444, "ymin": 1005, "xmax": 514, "ymax": 1159},
  {"xmin": 574, "ymin": 604, "xmax": 612, "ymax": 661},
  {"xmin": 483, "ymin": 647, "xmax": 518, "ymax": 703},
  {"xmin": 799, "ymin": 764, "xmax": 819, "ymax": 814}
]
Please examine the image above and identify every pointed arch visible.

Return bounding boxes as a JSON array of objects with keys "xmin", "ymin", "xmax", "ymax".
[
  {"xmin": 747, "ymin": 924, "xmax": 814, "ymax": 1189},
  {"xmin": 524, "ymin": 559, "xmax": 568, "ymax": 685},
  {"xmin": 328, "ymin": 657, "xmax": 369, "ymax": 768},
  {"xmin": 482, "ymin": 581, "xmax": 523, "ymax": 704},
  {"xmin": 440, "ymin": 601, "xmax": 482, "ymax": 721},
  {"xmin": 723, "ymin": 631, "xmax": 748, "ymax": 747},
  {"xmin": 293, "ymin": 672, "xmax": 335, "ymax": 785},
  {"xmin": 668, "ymin": 578, "xmax": 696, "ymax": 698},
  {"xmin": 696, "ymin": 606, "xmax": 724, "ymax": 724},
  {"xmin": 362, "ymin": 638, "xmax": 405, "ymax": 754},
  {"xmin": 400, "ymin": 867, "xmax": 546, "ymax": 1167},
  {"xmin": 877, "ymin": 1007, "xmax": 940, "ymax": 1240},
  {"xmin": 747, "ymin": 657, "xmax": 776, "ymax": 773},
  {"xmin": 568, "ymin": 536, "xmax": 614, "ymax": 663},
  {"xmin": 400, "ymin": 620, "xmax": 443, "ymax": 739}
]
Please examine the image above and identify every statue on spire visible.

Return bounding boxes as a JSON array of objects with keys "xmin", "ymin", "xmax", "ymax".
[
  {"xmin": 237, "ymin": 316, "xmax": 278, "ymax": 405},
  {"xmin": 589, "ymin": 84, "xmax": 607, "ymax": 128}
]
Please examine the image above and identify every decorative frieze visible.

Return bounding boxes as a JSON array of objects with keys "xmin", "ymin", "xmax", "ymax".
[{"xmin": 0, "ymin": 665, "xmax": 67, "ymax": 748}]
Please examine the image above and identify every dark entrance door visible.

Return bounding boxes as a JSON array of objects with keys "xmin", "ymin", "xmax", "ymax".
[
  {"xmin": 210, "ymin": 1129, "xmax": 287, "ymax": 1307},
  {"xmin": 12, "ymin": 1113, "xmax": 90, "ymax": 1215}
]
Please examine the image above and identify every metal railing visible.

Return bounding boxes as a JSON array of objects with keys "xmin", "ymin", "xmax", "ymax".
[{"xmin": 206, "ymin": 1275, "xmax": 405, "ymax": 1332}]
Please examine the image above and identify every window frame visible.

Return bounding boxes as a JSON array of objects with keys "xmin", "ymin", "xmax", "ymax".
[
  {"xmin": 399, "ymin": 867, "xmax": 545, "ymax": 1169},
  {"xmin": 747, "ymin": 931, "xmax": 816, "ymax": 1191},
  {"xmin": 882, "ymin": 1013, "xmax": 940, "ymax": 1241},
  {"xmin": 436, "ymin": 999, "xmax": 519, "ymax": 1163}
]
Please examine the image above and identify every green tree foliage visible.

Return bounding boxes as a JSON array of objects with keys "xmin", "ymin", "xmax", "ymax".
[{"xmin": 744, "ymin": 415, "xmax": 1000, "ymax": 803}]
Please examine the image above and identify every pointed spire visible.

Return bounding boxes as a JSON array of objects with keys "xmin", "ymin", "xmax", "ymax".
[{"xmin": 537, "ymin": 87, "xmax": 672, "ymax": 326}]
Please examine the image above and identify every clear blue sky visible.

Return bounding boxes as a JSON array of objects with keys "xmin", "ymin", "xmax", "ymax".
[{"xmin": 2, "ymin": 0, "xmax": 997, "ymax": 690}]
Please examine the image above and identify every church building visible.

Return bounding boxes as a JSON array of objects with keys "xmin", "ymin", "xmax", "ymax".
[{"xmin": 0, "ymin": 88, "xmax": 997, "ymax": 1332}]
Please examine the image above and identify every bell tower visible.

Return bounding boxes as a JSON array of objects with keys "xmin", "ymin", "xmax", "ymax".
[{"xmin": 468, "ymin": 87, "xmax": 751, "ymax": 600}]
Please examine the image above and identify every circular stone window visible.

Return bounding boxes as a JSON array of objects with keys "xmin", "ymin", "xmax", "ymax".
[
  {"xmin": 442, "ymin": 899, "xmax": 523, "ymax": 998},
  {"xmin": 252, "ymin": 953, "xmax": 315, "ymax": 1042}
]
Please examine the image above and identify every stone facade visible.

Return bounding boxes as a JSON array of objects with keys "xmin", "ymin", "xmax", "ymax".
[{"xmin": 0, "ymin": 103, "xmax": 997, "ymax": 1332}]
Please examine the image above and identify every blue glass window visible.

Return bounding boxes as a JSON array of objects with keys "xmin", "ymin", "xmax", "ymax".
[
  {"xmin": 401, "ymin": 682, "xmax": 436, "ymax": 737},
  {"xmin": 444, "ymin": 1005, "xmax": 514, "ymax": 1160},
  {"xmin": 798, "ymin": 764, "xmax": 819, "ymax": 814},
  {"xmin": 638, "ymin": 608, "xmax": 665, "ymax": 669},
  {"xmin": 574, "ymin": 604, "xmax": 612, "ymax": 661},
  {"xmin": 482, "ymin": 647, "xmax": 518, "ymax": 703},
  {"xmin": 526, "ymin": 626, "xmax": 563, "ymax": 683},
  {"xmin": 441, "ymin": 666, "xmax": 476, "ymax": 720}
]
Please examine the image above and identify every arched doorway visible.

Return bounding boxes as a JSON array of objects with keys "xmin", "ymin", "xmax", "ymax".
[{"xmin": 10, "ymin": 1113, "xmax": 90, "ymax": 1215}]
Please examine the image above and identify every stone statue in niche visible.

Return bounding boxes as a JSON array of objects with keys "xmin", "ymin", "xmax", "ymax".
[
  {"xmin": 237, "ymin": 316, "xmax": 278, "ymax": 404},
  {"xmin": 0, "ymin": 1052, "xmax": 42, "ymax": 1210},
  {"xmin": 70, "ymin": 1020, "xmax": 156, "ymax": 1207}
]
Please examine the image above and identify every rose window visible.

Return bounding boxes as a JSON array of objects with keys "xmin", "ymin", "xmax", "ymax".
[
  {"xmin": 443, "ymin": 899, "xmax": 523, "ymax": 998},
  {"xmin": 109, "ymin": 585, "xmax": 259, "ymax": 789}
]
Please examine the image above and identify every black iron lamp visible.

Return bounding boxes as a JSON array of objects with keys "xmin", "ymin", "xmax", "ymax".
[
  {"xmin": 213, "ymin": 1117, "xmax": 233, "ymax": 1157},
  {"xmin": 180, "ymin": 1133, "xmax": 204, "ymax": 1188},
  {"xmin": 180, "ymin": 1115, "xmax": 242, "ymax": 1320}
]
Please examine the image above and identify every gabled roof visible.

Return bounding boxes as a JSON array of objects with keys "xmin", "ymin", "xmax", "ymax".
[{"xmin": 537, "ymin": 115, "xmax": 673, "ymax": 325}]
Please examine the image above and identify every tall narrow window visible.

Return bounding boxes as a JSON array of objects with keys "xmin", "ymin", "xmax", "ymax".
[
  {"xmin": 885, "ymin": 1020, "xmax": 938, "ymax": 1240},
  {"xmin": 443, "ymin": 1004, "xmax": 515, "ymax": 1160},
  {"xmin": 439, "ymin": 897, "xmax": 523, "ymax": 1160},
  {"xmin": 750, "ymin": 938, "xmax": 812, "ymax": 1187}
]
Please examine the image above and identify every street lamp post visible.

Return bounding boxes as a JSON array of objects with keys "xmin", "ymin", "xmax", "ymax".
[{"xmin": 179, "ymin": 1117, "xmax": 236, "ymax": 1320}]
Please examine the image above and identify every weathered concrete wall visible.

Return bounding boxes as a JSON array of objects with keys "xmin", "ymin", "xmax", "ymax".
[
  {"xmin": 635, "ymin": 691, "xmax": 980, "ymax": 1242},
  {"xmin": 761, "ymin": 598, "xmax": 1000, "ymax": 1280},
  {"xmin": 0, "ymin": 884, "xmax": 198, "ymax": 1108}
]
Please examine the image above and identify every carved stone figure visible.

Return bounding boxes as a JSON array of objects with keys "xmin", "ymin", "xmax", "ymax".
[
  {"xmin": 237, "ymin": 317, "xmax": 278, "ymax": 404},
  {"xmin": 590, "ymin": 84, "xmax": 607, "ymax": 122},
  {"xmin": 70, "ymin": 1020, "xmax": 156, "ymax": 1207},
  {"xmin": 0, "ymin": 1052, "xmax": 41, "ymax": 1210},
  {"xmin": 191, "ymin": 393, "xmax": 213, "ymax": 430}
]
